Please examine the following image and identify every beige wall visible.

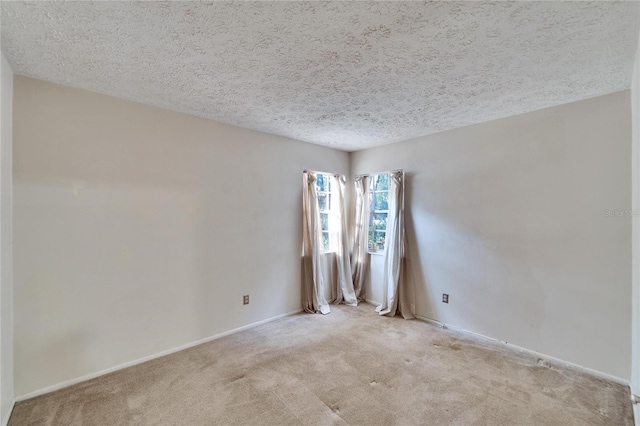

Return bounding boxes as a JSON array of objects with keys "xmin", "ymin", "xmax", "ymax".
[
  {"xmin": 0, "ymin": 54, "xmax": 14, "ymax": 424},
  {"xmin": 352, "ymin": 91, "xmax": 632, "ymax": 380},
  {"xmin": 10, "ymin": 73, "xmax": 635, "ymax": 396},
  {"xmin": 631, "ymin": 19, "xmax": 640, "ymax": 403},
  {"xmin": 12, "ymin": 76, "xmax": 349, "ymax": 397}
]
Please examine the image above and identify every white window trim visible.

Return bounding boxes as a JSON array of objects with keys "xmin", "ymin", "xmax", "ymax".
[
  {"xmin": 368, "ymin": 173, "xmax": 390, "ymax": 254},
  {"xmin": 316, "ymin": 173, "xmax": 336, "ymax": 254}
]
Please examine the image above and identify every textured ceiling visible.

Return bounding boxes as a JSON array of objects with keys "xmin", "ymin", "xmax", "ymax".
[{"xmin": 2, "ymin": 1, "xmax": 639, "ymax": 151}]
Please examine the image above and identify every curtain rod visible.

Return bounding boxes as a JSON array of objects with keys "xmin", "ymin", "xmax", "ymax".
[
  {"xmin": 303, "ymin": 169, "xmax": 345, "ymax": 176},
  {"xmin": 303, "ymin": 169, "xmax": 403, "ymax": 177},
  {"xmin": 354, "ymin": 169, "xmax": 403, "ymax": 178}
]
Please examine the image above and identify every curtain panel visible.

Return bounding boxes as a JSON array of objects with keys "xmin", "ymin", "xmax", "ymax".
[
  {"xmin": 376, "ymin": 171, "xmax": 415, "ymax": 319},
  {"xmin": 301, "ymin": 171, "xmax": 330, "ymax": 314},
  {"xmin": 351, "ymin": 175, "xmax": 369, "ymax": 301},
  {"xmin": 331, "ymin": 174, "xmax": 358, "ymax": 306},
  {"xmin": 302, "ymin": 171, "xmax": 357, "ymax": 314}
]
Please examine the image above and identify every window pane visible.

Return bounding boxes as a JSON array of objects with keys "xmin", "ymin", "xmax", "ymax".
[
  {"xmin": 367, "ymin": 172, "xmax": 390, "ymax": 252},
  {"xmin": 316, "ymin": 174, "xmax": 328, "ymax": 192},
  {"xmin": 322, "ymin": 232, "xmax": 330, "ymax": 251},
  {"xmin": 374, "ymin": 192, "xmax": 388, "ymax": 211},
  {"xmin": 320, "ymin": 213, "xmax": 329, "ymax": 231},
  {"xmin": 318, "ymin": 193, "xmax": 328, "ymax": 211},
  {"xmin": 372, "ymin": 212, "xmax": 387, "ymax": 231},
  {"xmin": 373, "ymin": 231, "xmax": 386, "ymax": 251},
  {"xmin": 368, "ymin": 230, "xmax": 386, "ymax": 251},
  {"xmin": 376, "ymin": 173, "xmax": 389, "ymax": 191}
]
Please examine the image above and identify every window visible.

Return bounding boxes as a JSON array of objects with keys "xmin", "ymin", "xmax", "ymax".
[
  {"xmin": 316, "ymin": 173, "xmax": 333, "ymax": 252},
  {"xmin": 368, "ymin": 173, "xmax": 389, "ymax": 252}
]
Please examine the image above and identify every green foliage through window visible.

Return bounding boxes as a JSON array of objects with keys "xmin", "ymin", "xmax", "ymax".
[
  {"xmin": 316, "ymin": 174, "xmax": 332, "ymax": 252},
  {"xmin": 368, "ymin": 173, "xmax": 389, "ymax": 252}
]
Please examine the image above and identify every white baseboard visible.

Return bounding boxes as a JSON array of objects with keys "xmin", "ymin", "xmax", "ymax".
[
  {"xmin": 3, "ymin": 398, "xmax": 15, "ymax": 426},
  {"xmin": 634, "ymin": 402, "xmax": 639, "ymax": 426},
  {"xmin": 15, "ymin": 308, "xmax": 303, "ymax": 402},
  {"xmin": 414, "ymin": 314, "xmax": 629, "ymax": 387},
  {"xmin": 14, "ymin": 304, "xmax": 629, "ymax": 404}
]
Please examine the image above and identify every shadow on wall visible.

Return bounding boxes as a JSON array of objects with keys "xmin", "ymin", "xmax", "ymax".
[
  {"xmin": 403, "ymin": 172, "xmax": 431, "ymax": 317},
  {"xmin": 402, "ymin": 166, "xmax": 547, "ymax": 326}
]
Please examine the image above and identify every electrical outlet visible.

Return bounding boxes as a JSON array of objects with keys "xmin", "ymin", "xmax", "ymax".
[
  {"xmin": 243, "ymin": 295, "xmax": 249, "ymax": 305},
  {"xmin": 442, "ymin": 294, "xmax": 449, "ymax": 304}
]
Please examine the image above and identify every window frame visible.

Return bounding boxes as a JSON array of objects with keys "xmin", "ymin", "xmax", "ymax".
[
  {"xmin": 368, "ymin": 173, "xmax": 390, "ymax": 254},
  {"xmin": 315, "ymin": 173, "xmax": 334, "ymax": 253}
]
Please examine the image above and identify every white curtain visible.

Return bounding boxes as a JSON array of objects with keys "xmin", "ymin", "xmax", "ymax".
[
  {"xmin": 351, "ymin": 175, "xmax": 369, "ymax": 301},
  {"xmin": 376, "ymin": 171, "xmax": 415, "ymax": 319},
  {"xmin": 330, "ymin": 174, "xmax": 358, "ymax": 306},
  {"xmin": 301, "ymin": 171, "xmax": 330, "ymax": 314}
]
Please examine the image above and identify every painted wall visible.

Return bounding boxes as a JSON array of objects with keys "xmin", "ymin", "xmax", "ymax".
[
  {"xmin": 0, "ymin": 54, "xmax": 14, "ymax": 424},
  {"xmin": 12, "ymin": 76, "xmax": 349, "ymax": 397},
  {"xmin": 631, "ymin": 19, "xmax": 640, "ymax": 403},
  {"xmin": 352, "ymin": 92, "xmax": 632, "ymax": 380}
]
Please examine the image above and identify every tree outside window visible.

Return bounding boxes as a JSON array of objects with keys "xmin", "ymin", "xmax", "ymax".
[
  {"xmin": 316, "ymin": 173, "xmax": 332, "ymax": 251},
  {"xmin": 368, "ymin": 173, "xmax": 389, "ymax": 252}
]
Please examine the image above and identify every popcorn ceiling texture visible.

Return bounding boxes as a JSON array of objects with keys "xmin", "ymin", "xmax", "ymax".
[{"xmin": 1, "ymin": 1, "xmax": 639, "ymax": 151}]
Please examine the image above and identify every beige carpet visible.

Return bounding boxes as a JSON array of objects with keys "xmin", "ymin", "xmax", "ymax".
[{"xmin": 9, "ymin": 303, "xmax": 633, "ymax": 425}]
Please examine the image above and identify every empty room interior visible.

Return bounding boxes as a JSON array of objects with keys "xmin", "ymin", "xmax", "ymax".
[{"xmin": 1, "ymin": 1, "xmax": 640, "ymax": 425}]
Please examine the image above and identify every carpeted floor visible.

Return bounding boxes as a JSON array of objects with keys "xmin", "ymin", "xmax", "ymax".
[{"xmin": 9, "ymin": 303, "xmax": 633, "ymax": 425}]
